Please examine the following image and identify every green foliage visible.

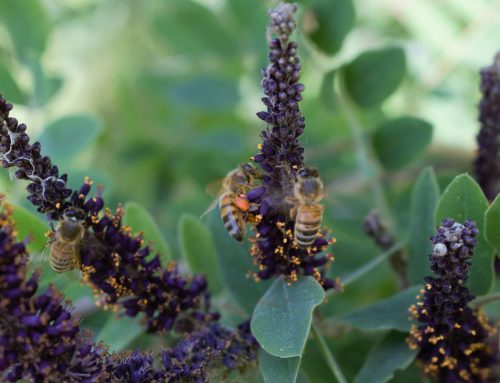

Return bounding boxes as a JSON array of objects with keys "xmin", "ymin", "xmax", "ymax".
[
  {"xmin": 0, "ymin": 0, "xmax": 51, "ymax": 62},
  {"xmin": 124, "ymin": 201, "xmax": 172, "ymax": 263},
  {"xmin": 354, "ymin": 331, "xmax": 417, "ymax": 383},
  {"xmin": 259, "ymin": 349, "xmax": 300, "ymax": 383},
  {"xmin": 10, "ymin": 203, "xmax": 47, "ymax": 254},
  {"xmin": 39, "ymin": 115, "xmax": 103, "ymax": 163},
  {"xmin": 484, "ymin": 193, "xmax": 500, "ymax": 253},
  {"xmin": 372, "ymin": 117, "xmax": 433, "ymax": 171},
  {"xmin": 0, "ymin": 59, "xmax": 27, "ymax": 104},
  {"xmin": 408, "ymin": 167, "xmax": 440, "ymax": 285},
  {"xmin": 435, "ymin": 174, "xmax": 494, "ymax": 295},
  {"xmin": 307, "ymin": 0, "xmax": 355, "ymax": 55},
  {"xmin": 179, "ymin": 213, "xmax": 224, "ymax": 294},
  {"xmin": 95, "ymin": 315, "xmax": 144, "ymax": 352},
  {"xmin": 208, "ymin": 210, "xmax": 271, "ymax": 315},
  {"xmin": 251, "ymin": 277, "xmax": 325, "ymax": 358},
  {"xmin": 342, "ymin": 47, "xmax": 406, "ymax": 108},
  {"xmin": 334, "ymin": 286, "xmax": 420, "ymax": 332}
]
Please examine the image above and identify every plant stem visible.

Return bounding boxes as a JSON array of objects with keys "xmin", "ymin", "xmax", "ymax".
[
  {"xmin": 312, "ymin": 322, "xmax": 348, "ymax": 383},
  {"xmin": 340, "ymin": 241, "xmax": 407, "ymax": 288},
  {"xmin": 471, "ymin": 291, "xmax": 500, "ymax": 308}
]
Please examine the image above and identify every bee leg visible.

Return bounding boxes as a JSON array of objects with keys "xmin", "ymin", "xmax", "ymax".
[{"xmin": 48, "ymin": 219, "xmax": 55, "ymax": 232}]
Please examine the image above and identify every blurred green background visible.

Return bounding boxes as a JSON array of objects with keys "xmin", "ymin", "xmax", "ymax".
[{"xmin": 1, "ymin": 0, "xmax": 500, "ymax": 381}]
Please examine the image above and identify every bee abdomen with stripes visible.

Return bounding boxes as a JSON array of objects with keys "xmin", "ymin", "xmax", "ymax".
[{"xmin": 294, "ymin": 203, "xmax": 323, "ymax": 247}]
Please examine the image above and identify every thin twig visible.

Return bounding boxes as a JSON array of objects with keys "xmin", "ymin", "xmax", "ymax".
[
  {"xmin": 312, "ymin": 322, "xmax": 348, "ymax": 383},
  {"xmin": 471, "ymin": 292, "xmax": 500, "ymax": 309},
  {"xmin": 340, "ymin": 241, "xmax": 408, "ymax": 288}
]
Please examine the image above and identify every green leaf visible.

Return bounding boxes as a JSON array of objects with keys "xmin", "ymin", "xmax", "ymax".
[
  {"xmin": 308, "ymin": 0, "xmax": 355, "ymax": 55},
  {"xmin": 354, "ymin": 331, "xmax": 417, "ymax": 383},
  {"xmin": 485, "ymin": 193, "xmax": 500, "ymax": 253},
  {"xmin": 343, "ymin": 47, "xmax": 406, "ymax": 107},
  {"xmin": 95, "ymin": 315, "xmax": 144, "ymax": 352},
  {"xmin": 259, "ymin": 349, "xmax": 301, "ymax": 383},
  {"xmin": 167, "ymin": 75, "xmax": 240, "ymax": 112},
  {"xmin": 0, "ymin": 59, "xmax": 28, "ymax": 104},
  {"xmin": 251, "ymin": 276, "xmax": 325, "ymax": 358},
  {"xmin": 319, "ymin": 70, "xmax": 337, "ymax": 109},
  {"xmin": 179, "ymin": 213, "xmax": 224, "ymax": 294},
  {"xmin": 208, "ymin": 209, "xmax": 271, "ymax": 315},
  {"xmin": 335, "ymin": 286, "xmax": 420, "ymax": 332},
  {"xmin": 435, "ymin": 174, "xmax": 494, "ymax": 295},
  {"xmin": 39, "ymin": 114, "xmax": 102, "ymax": 162},
  {"xmin": 408, "ymin": 167, "xmax": 440, "ymax": 284},
  {"xmin": 124, "ymin": 202, "xmax": 172, "ymax": 263},
  {"xmin": 372, "ymin": 117, "xmax": 433, "ymax": 171},
  {"xmin": 10, "ymin": 204, "xmax": 47, "ymax": 254},
  {"xmin": 0, "ymin": 0, "xmax": 51, "ymax": 62}
]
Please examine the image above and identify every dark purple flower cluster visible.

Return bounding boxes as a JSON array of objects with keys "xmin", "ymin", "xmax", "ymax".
[
  {"xmin": 0, "ymin": 203, "xmax": 107, "ymax": 382},
  {"xmin": 67, "ymin": 179, "xmax": 219, "ymax": 333},
  {"xmin": 162, "ymin": 321, "xmax": 257, "ymax": 382},
  {"xmin": 0, "ymin": 95, "xmax": 72, "ymax": 220},
  {"xmin": 107, "ymin": 351, "xmax": 163, "ymax": 382},
  {"xmin": 245, "ymin": 3, "xmax": 336, "ymax": 290},
  {"xmin": 475, "ymin": 52, "xmax": 500, "ymax": 202},
  {"xmin": 408, "ymin": 219, "xmax": 498, "ymax": 382}
]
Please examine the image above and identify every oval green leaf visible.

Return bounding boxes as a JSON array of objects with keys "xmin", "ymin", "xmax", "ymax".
[
  {"xmin": 0, "ymin": 0, "xmax": 51, "ymax": 62},
  {"xmin": 124, "ymin": 202, "xmax": 172, "ymax": 263},
  {"xmin": 343, "ymin": 47, "xmax": 406, "ymax": 108},
  {"xmin": 0, "ymin": 60, "xmax": 28, "ymax": 104},
  {"xmin": 308, "ymin": 0, "xmax": 355, "ymax": 55},
  {"xmin": 354, "ymin": 331, "xmax": 417, "ymax": 383},
  {"xmin": 179, "ymin": 213, "xmax": 224, "ymax": 294},
  {"xmin": 95, "ymin": 315, "xmax": 144, "ymax": 352},
  {"xmin": 408, "ymin": 167, "xmax": 440, "ymax": 284},
  {"xmin": 259, "ymin": 349, "xmax": 301, "ymax": 383},
  {"xmin": 39, "ymin": 114, "xmax": 102, "ymax": 163},
  {"xmin": 372, "ymin": 117, "xmax": 433, "ymax": 171},
  {"xmin": 207, "ymin": 209, "xmax": 271, "ymax": 315},
  {"xmin": 334, "ymin": 285, "xmax": 420, "ymax": 332},
  {"xmin": 485, "ymin": 193, "xmax": 500, "ymax": 253},
  {"xmin": 10, "ymin": 203, "xmax": 47, "ymax": 254},
  {"xmin": 434, "ymin": 174, "xmax": 494, "ymax": 295},
  {"xmin": 251, "ymin": 276, "xmax": 325, "ymax": 358}
]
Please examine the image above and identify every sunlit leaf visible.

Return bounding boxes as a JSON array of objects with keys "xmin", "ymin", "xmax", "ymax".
[
  {"xmin": 435, "ymin": 174, "xmax": 494, "ymax": 295},
  {"xmin": 179, "ymin": 214, "xmax": 224, "ymax": 294},
  {"xmin": 408, "ymin": 167, "xmax": 440, "ymax": 284},
  {"xmin": 251, "ymin": 277, "xmax": 325, "ymax": 358}
]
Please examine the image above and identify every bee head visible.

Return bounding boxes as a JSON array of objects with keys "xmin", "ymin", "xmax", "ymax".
[
  {"xmin": 240, "ymin": 162, "xmax": 257, "ymax": 182},
  {"xmin": 60, "ymin": 218, "xmax": 83, "ymax": 241},
  {"xmin": 297, "ymin": 167, "xmax": 319, "ymax": 180}
]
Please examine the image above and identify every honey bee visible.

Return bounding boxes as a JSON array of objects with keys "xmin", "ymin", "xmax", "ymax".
[
  {"xmin": 291, "ymin": 167, "xmax": 325, "ymax": 248},
  {"xmin": 202, "ymin": 163, "xmax": 257, "ymax": 241},
  {"xmin": 47, "ymin": 209, "xmax": 86, "ymax": 273}
]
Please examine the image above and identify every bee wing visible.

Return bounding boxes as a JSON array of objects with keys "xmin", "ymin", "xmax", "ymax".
[
  {"xmin": 205, "ymin": 178, "xmax": 224, "ymax": 197},
  {"xmin": 29, "ymin": 243, "xmax": 51, "ymax": 266},
  {"xmin": 200, "ymin": 195, "xmax": 221, "ymax": 219}
]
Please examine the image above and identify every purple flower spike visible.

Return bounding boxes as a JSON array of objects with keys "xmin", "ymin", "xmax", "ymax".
[
  {"xmin": 244, "ymin": 3, "xmax": 337, "ymax": 290},
  {"xmin": 408, "ymin": 219, "xmax": 499, "ymax": 382}
]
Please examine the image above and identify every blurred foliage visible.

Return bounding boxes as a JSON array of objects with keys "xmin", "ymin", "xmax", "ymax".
[{"xmin": 1, "ymin": 0, "xmax": 500, "ymax": 381}]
